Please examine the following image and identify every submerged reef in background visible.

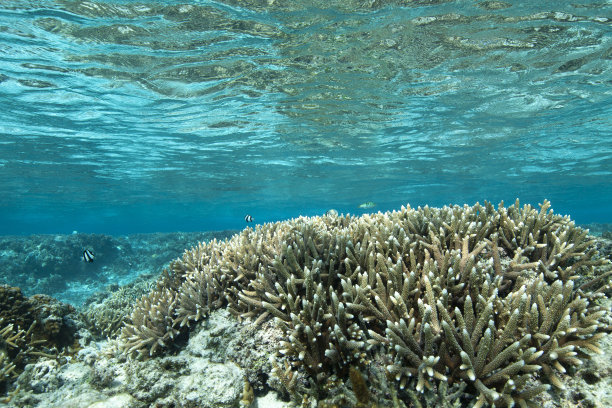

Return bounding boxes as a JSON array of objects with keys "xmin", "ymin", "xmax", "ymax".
[
  {"xmin": 0, "ymin": 231, "xmax": 238, "ymax": 306},
  {"xmin": 121, "ymin": 200, "xmax": 611, "ymax": 407}
]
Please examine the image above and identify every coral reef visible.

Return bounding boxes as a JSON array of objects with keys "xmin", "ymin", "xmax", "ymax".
[
  {"xmin": 7, "ymin": 309, "xmax": 289, "ymax": 408},
  {"xmin": 555, "ymin": 295, "xmax": 612, "ymax": 408},
  {"xmin": 81, "ymin": 274, "xmax": 158, "ymax": 338},
  {"xmin": 0, "ymin": 230, "xmax": 238, "ymax": 305},
  {"xmin": 1, "ymin": 318, "xmax": 23, "ymax": 392},
  {"xmin": 112, "ymin": 200, "xmax": 607, "ymax": 406},
  {"xmin": 0, "ymin": 285, "xmax": 81, "ymax": 395}
]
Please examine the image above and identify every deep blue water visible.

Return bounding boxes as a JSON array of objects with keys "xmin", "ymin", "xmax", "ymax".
[{"xmin": 0, "ymin": 0, "xmax": 611, "ymax": 235}]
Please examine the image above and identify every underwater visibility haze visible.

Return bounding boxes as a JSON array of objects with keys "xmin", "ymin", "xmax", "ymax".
[
  {"xmin": 0, "ymin": 0, "xmax": 611, "ymax": 234},
  {"xmin": 2, "ymin": 2, "xmax": 612, "ymax": 408}
]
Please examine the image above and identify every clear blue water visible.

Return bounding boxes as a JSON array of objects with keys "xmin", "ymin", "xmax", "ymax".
[{"xmin": 1, "ymin": 0, "xmax": 611, "ymax": 235}]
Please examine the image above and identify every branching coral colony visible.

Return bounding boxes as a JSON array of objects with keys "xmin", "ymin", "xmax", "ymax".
[{"xmin": 120, "ymin": 200, "xmax": 611, "ymax": 407}]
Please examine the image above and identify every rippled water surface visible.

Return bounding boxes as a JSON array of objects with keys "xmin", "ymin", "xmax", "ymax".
[{"xmin": 1, "ymin": 0, "xmax": 611, "ymax": 234}]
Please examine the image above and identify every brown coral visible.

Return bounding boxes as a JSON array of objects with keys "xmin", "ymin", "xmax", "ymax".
[{"xmin": 0, "ymin": 285, "xmax": 80, "ymax": 395}]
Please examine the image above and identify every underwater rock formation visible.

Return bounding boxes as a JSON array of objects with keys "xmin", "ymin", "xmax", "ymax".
[
  {"xmin": 120, "ymin": 200, "xmax": 611, "ymax": 406},
  {"xmin": 6, "ymin": 308, "xmax": 290, "ymax": 408}
]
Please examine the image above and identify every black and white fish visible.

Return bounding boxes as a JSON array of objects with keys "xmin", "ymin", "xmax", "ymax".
[
  {"xmin": 244, "ymin": 214, "xmax": 253, "ymax": 223},
  {"xmin": 83, "ymin": 249, "xmax": 95, "ymax": 263}
]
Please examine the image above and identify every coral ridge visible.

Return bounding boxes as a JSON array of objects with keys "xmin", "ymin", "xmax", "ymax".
[{"xmin": 119, "ymin": 200, "xmax": 611, "ymax": 407}]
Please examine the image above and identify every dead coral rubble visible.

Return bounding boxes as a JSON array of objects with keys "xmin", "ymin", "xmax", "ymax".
[{"xmin": 120, "ymin": 200, "xmax": 611, "ymax": 406}]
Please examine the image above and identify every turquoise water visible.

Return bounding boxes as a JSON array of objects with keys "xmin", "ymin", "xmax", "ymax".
[{"xmin": 0, "ymin": 0, "xmax": 610, "ymax": 235}]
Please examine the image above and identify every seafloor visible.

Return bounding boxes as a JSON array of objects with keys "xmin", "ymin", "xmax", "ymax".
[{"xmin": 0, "ymin": 220, "xmax": 611, "ymax": 408}]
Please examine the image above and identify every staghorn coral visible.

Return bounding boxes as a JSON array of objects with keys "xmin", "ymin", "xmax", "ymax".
[
  {"xmin": 0, "ymin": 285, "xmax": 82, "ymax": 398},
  {"xmin": 120, "ymin": 286, "xmax": 179, "ymax": 357},
  {"xmin": 120, "ymin": 200, "xmax": 611, "ymax": 406},
  {"xmin": 81, "ymin": 276, "xmax": 157, "ymax": 338},
  {"xmin": 1, "ymin": 318, "xmax": 24, "ymax": 393}
]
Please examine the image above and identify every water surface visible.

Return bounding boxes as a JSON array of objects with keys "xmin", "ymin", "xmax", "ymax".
[{"xmin": 1, "ymin": 0, "xmax": 610, "ymax": 234}]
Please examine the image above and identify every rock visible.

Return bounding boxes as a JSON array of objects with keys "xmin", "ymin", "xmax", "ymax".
[
  {"xmin": 185, "ymin": 309, "xmax": 238, "ymax": 361},
  {"xmin": 175, "ymin": 360, "xmax": 243, "ymax": 408},
  {"xmin": 88, "ymin": 393, "xmax": 138, "ymax": 408},
  {"xmin": 253, "ymin": 391, "xmax": 293, "ymax": 408},
  {"xmin": 17, "ymin": 360, "xmax": 61, "ymax": 394}
]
